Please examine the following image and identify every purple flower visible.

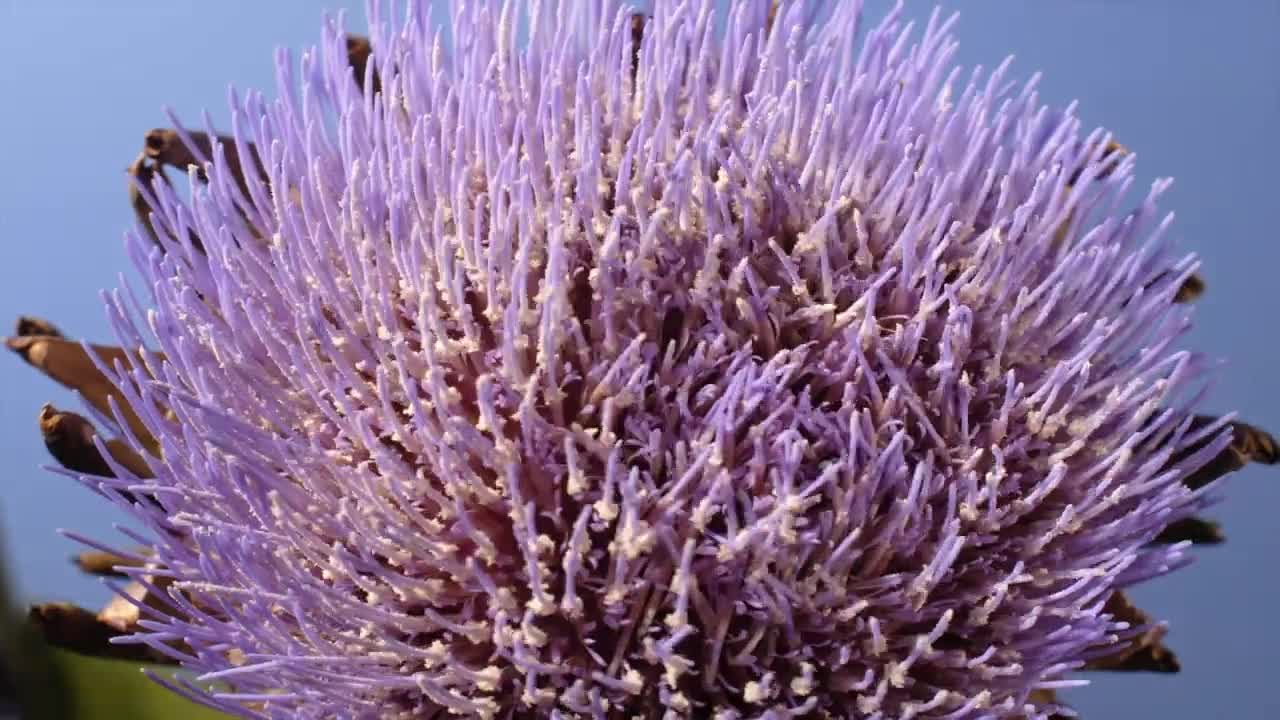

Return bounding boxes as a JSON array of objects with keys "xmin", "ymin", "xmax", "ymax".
[{"xmin": 18, "ymin": 1, "xmax": 1275, "ymax": 717}]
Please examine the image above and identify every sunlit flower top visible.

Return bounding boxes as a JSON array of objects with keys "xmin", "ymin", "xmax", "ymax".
[{"xmin": 87, "ymin": 1, "xmax": 1230, "ymax": 717}]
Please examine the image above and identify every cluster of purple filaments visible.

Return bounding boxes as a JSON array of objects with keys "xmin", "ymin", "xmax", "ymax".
[{"xmin": 85, "ymin": 0, "xmax": 1226, "ymax": 717}]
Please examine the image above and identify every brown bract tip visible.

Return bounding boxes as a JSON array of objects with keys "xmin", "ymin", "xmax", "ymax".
[
  {"xmin": 27, "ymin": 603, "xmax": 149, "ymax": 663},
  {"xmin": 3, "ymin": 331, "xmax": 161, "ymax": 454},
  {"xmin": 1087, "ymin": 592, "xmax": 1181, "ymax": 674},
  {"xmin": 143, "ymin": 128, "xmax": 194, "ymax": 168},
  {"xmin": 4, "ymin": 334, "xmax": 38, "ymax": 361},
  {"xmin": 347, "ymin": 34, "xmax": 380, "ymax": 94},
  {"xmin": 1180, "ymin": 418, "xmax": 1279, "ymax": 491},
  {"xmin": 73, "ymin": 549, "xmax": 146, "ymax": 577},
  {"xmin": 1024, "ymin": 689, "xmax": 1071, "ymax": 720},
  {"xmin": 767, "ymin": 0, "xmax": 780, "ymax": 35},
  {"xmin": 38, "ymin": 404, "xmax": 156, "ymax": 491},
  {"xmin": 14, "ymin": 316, "xmax": 63, "ymax": 339},
  {"xmin": 142, "ymin": 128, "xmax": 262, "ymax": 202},
  {"xmin": 28, "ymin": 598, "xmax": 174, "ymax": 665},
  {"xmin": 1236, "ymin": 421, "xmax": 1280, "ymax": 465},
  {"xmin": 629, "ymin": 14, "xmax": 645, "ymax": 81},
  {"xmin": 129, "ymin": 152, "xmax": 165, "ymax": 244},
  {"xmin": 1154, "ymin": 516, "xmax": 1225, "ymax": 545},
  {"xmin": 1066, "ymin": 140, "xmax": 1129, "ymax": 187},
  {"xmin": 38, "ymin": 404, "xmax": 113, "ymax": 478},
  {"xmin": 1175, "ymin": 273, "xmax": 1206, "ymax": 303}
]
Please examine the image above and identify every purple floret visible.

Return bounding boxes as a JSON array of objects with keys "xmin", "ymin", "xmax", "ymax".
[{"xmin": 88, "ymin": 1, "xmax": 1226, "ymax": 717}]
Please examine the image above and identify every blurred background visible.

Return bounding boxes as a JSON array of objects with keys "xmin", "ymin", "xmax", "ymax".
[{"xmin": 1, "ymin": 1, "xmax": 1277, "ymax": 717}]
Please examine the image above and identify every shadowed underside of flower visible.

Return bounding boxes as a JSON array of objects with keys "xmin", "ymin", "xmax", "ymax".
[{"xmin": 5, "ymin": 1, "xmax": 1277, "ymax": 718}]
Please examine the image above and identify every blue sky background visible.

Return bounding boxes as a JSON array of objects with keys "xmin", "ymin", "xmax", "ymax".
[{"xmin": 1, "ymin": 2, "xmax": 1277, "ymax": 717}]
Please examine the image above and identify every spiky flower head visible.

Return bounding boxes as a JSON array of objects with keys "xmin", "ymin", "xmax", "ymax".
[{"xmin": 15, "ymin": 1, "xmax": 1276, "ymax": 718}]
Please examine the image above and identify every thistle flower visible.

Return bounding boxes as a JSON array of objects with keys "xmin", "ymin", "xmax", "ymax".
[{"xmin": 6, "ymin": 1, "xmax": 1278, "ymax": 718}]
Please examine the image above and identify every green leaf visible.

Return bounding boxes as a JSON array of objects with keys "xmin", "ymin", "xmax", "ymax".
[{"xmin": 49, "ymin": 649, "xmax": 233, "ymax": 720}]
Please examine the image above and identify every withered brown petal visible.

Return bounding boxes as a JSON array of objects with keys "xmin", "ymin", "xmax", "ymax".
[
  {"xmin": 1153, "ymin": 516, "xmax": 1225, "ymax": 545},
  {"xmin": 5, "ymin": 333, "xmax": 159, "ymax": 453},
  {"xmin": 347, "ymin": 34, "xmax": 381, "ymax": 94},
  {"xmin": 1179, "ymin": 416, "xmax": 1279, "ymax": 491},
  {"xmin": 14, "ymin": 316, "xmax": 63, "ymax": 339},
  {"xmin": 1086, "ymin": 592, "xmax": 1180, "ymax": 674},
  {"xmin": 73, "ymin": 549, "xmax": 148, "ymax": 578},
  {"xmin": 27, "ymin": 602, "xmax": 170, "ymax": 664}
]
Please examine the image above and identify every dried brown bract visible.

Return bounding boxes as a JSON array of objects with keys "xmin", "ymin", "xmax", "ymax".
[
  {"xmin": 629, "ymin": 14, "xmax": 645, "ymax": 82},
  {"xmin": 1174, "ymin": 273, "xmax": 1206, "ymax": 303},
  {"xmin": 347, "ymin": 34, "xmax": 380, "ymax": 94},
  {"xmin": 73, "ymin": 549, "xmax": 147, "ymax": 578},
  {"xmin": 5, "ymin": 334, "xmax": 159, "ymax": 453},
  {"xmin": 29, "ymin": 578, "xmax": 181, "ymax": 665},
  {"xmin": 14, "ymin": 316, "xmax": 63, "ymax": 339},
  {"xmin": 1180, "ymin": 417, "xmax": 1279, "ymax": 491},
  {"xmin": 38, "ymin": 404, "xmax": 154, "ymax": 502},
  {"xmin": 1154, "ymin": 516, "xmax": 1225, "ymax": 545},
  {"xmin": 143, "ymin": 128, "xmax": 262, "ymax": 200},
  {"xmin": 1087, "ymin": 592, "xmax": 1181, "ymax": 673}
]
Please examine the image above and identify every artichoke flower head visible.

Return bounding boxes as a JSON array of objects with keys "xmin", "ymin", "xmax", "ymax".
[{"xmin": 6, "ymin": 1, "xmax": 1277, "ymax": 718}]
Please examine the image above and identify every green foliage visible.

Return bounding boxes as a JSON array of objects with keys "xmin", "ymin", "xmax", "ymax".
[
  {"xmin": 1, "ymin": 538, "xmax": 230, "ymax": 720},
  {"xmin": 48, "ymin": 649, "xmax": 233, "ymax": 720}
]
